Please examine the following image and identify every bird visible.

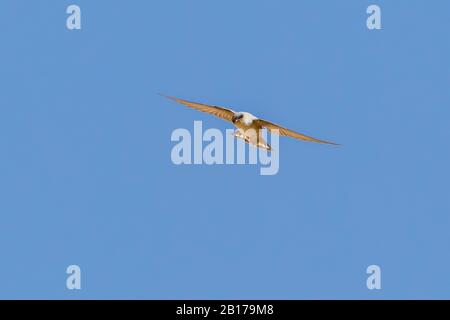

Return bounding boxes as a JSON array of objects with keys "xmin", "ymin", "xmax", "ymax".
[{"xmin": 161, "ymin": 94, "xmax": 338, "ymax": 151}]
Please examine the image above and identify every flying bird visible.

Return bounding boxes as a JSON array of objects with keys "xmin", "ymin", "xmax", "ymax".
[{"xmin": 161, "ymin": 94, "xmax": 338, "ymax": 151}]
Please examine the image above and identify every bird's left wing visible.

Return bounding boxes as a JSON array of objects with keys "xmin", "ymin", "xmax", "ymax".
[
  {"xmin": 255, "ymin": 119, "xmax": 339, "ymax": 145},
  {"xmin": 161, "ymin": 94, "xmax": 235, "ymax": 123}
]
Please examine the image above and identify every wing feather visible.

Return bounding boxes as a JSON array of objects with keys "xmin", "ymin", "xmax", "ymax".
[
  {"xmin": 255, "ymin": 119, "xmax": 339, "ymax": 145},
  {"xmin": 161, "ymin": 94, "xmax": 235, "ymax": 122}
]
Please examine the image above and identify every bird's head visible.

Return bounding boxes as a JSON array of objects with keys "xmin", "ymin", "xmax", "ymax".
[{"xmin": 232, "ymin": 113, "xmax": 244, "ymax": 124}]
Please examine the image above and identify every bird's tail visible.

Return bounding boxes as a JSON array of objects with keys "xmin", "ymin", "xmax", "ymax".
[
  {"xmin": 232, "ymin": 131, "xmax": 272, "ymax": 151},
  {"xmin": 256, "ymin": 136, "xmax": 272, "ymax": 151}
]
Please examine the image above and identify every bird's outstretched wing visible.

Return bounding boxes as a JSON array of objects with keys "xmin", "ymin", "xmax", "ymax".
[
  {"xmin": 161, "ymin": 94, "xmax": 235, "ymax": 123},
  {"xmin": 255, "ymin": 119, "xmax": 339, "ymax": 145}
]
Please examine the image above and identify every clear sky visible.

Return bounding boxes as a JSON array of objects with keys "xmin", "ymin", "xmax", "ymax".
[{"xmin": 1, "ymin": 0, "xmax": 449, "ymax": 299}]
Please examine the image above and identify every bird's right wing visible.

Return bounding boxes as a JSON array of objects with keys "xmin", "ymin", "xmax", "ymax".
[
  {"xmin": 161, "ymin": 94, "xmax": 235, "ymax": 123},
  {"xmin": 255, "ymin": 119, "xmax": 339, "ymax": 145}
]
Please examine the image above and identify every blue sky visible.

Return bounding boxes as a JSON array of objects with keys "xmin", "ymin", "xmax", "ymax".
[{"xmin": 1, "ymin": 0, "xmax": 450, "ymax": 299}]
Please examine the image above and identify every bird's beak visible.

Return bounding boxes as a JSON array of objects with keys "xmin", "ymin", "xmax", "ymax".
[{"xmin": 231, "ymin": 116, "xmax": 237, "ymax": 124}]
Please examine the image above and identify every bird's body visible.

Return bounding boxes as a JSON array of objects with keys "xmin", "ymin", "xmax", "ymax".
[
  {"xmin": 162, "ymin": 94, "xmax": 338, "ymax": 150},
  {"xmin": 231, "ymin": 112, "xmax": 272, "ymax": 150}
]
